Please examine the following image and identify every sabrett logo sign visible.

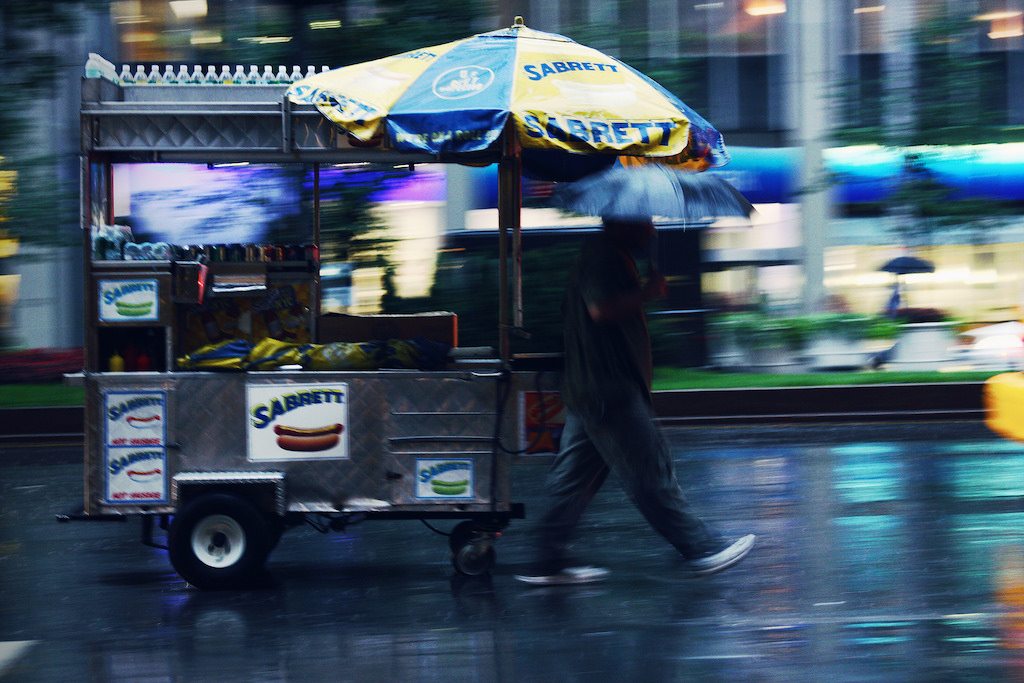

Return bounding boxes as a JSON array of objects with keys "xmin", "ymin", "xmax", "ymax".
[
  {"xmin": 250, "ymin": 388, "xmax": 346, "ymax": 429},
  {"xmin": 108, "ymin": 396, "xmax": 163, "ymax": 422},
  {"xmin": 522, "ymin": 113, "xmax": 674, "ymax": 146},
  {"xmin": 109, "ymin": 449, "xmax": 162, "ymax": 475},
  {"xmin": 418, "ymin": 461, "xmax": 471, "ymax": 483},
  {"xmin": 522, "ymin": 61, "xmax": 620, "ymax": 81},
  {"xmin": 102, "ymin": 281, "xmax": 156, "ymax": 305}
]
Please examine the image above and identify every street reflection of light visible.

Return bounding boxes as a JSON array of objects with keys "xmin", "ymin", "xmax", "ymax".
[
  {"xmin": 309, "ymin": 19, "xmax": 343, "ymax": 29},
  {"xmin": 238, "ymin": 36, "xmax": 293, "ymax": 44},
  {"xmin": 170, "ymin": 0, "xmax": 207, "ymax": 19},
  {"xmin": 189, "ymin": 30, "xmax": 222, "ymax": 45},
  {"xmin": 854, "ymin": 5, "xmax": 885, "ymax": 13},
  {"xmin": 833, "ymin": 444, "xmax": 902, "ymax": 503},
  {"xmin": 945, "ymin": 456, "xmax": 1024, "ymax": 500},
  {"xmin": 744, "ymin": 0, "xmax": 786, "ymax": 16},
  {"xmin": 694, "ymin": 2, "xmax": 724, "ymax": 9}
]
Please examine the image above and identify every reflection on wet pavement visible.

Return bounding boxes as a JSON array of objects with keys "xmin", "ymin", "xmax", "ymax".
[{"xmin": 2, "ymin": 422, "xmax": 1024, "ymax": 680}]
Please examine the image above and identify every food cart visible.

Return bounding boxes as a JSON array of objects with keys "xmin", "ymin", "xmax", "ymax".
[{"xmin": 60, "ymin": 70, "xmax": 555, "ymax": 589}]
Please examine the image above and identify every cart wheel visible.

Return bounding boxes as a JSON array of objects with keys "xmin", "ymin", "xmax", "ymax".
[
  {"xmin": 452, "ymin": 542, "xmax": 496, "ymax": 576},
  {"xmin": 168, "ymin": 493, "xmax": 272, "ymax": 590},
  {"xmin": 448, "ymin": 521, "xmax": 479, "ymax": 553}
]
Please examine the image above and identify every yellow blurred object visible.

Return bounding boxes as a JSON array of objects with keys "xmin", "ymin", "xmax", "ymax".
[
  {"xmin": 176, "ymin": 338, "xmax": 251, "ymax": 370},
  {"xmin": 108, "ymin": 351, "xmax": 125, "ymax": 373},
  {"xmin": 246, "ymin": 337, "xmax": 310, "ymax": 370},
  {"xmin": 997, "ymin": 546, "xmax": 1024, "ymax": 610},
  {"xmin": 302, "ymin": 341, "xmax": 378, "ymax": 370},
  {"xmin": 0, "ymin": 237, "xmax": 17, "ymax": 258},
  {"xmin": 984, "ymin": 372, "xmax": 1024, "ymax": 442}
]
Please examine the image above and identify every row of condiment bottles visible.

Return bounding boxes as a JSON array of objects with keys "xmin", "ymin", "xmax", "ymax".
[{"xmin": 118, "ymin": 64, "xmax": 330, "ymax": 86}]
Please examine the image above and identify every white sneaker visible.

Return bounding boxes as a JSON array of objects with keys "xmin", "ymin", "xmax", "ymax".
[
  {"xmin": 688, "ymin": 534, "xmax": 756, "ymax": 576},
  {"xmin": 514, "ymin": 565, "xmax": 610, "ymax": 586}
]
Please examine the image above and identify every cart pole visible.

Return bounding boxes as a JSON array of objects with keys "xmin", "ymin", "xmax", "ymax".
[
  {"xmin": 497, "ymin": 125, "xmax": 522, "ymax": 361},
  {"xmin": 313, "ymin": 162, "xmax": 321, "ymax": 329}
]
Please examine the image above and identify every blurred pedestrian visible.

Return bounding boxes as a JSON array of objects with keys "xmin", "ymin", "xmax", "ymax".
[{"xmin": 515, "ymin": 217, "xmax": 755, "ymax": 585}]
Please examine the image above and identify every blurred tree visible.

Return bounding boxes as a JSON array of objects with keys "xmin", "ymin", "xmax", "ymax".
[
  {"xmin": 0, "ymin": 1, "xmax": 94, "ymax": 248},
  {"xmin": 300, "ymin": 0, "xmax": 488, "ymax": 68}
]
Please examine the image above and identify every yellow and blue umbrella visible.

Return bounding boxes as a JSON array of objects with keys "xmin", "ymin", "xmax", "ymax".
[{"xmin": 286, "ymin": 16, "xmax": 728, "ymax": 170}]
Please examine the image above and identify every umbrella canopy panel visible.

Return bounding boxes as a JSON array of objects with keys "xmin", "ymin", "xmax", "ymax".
[
  {"xmin": 286, "ymin": 18, "xmax": 728, "ymax": 169},
  {"xmin": 879, "ymin": 255, "xmax": 935, "ymax": 275}
]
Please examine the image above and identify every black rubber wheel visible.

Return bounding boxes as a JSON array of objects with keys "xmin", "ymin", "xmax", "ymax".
[
  {"xmin": 168, "ymin": 493, "xmax": 272, "ymax": 590},
  {"xmin": 448, "ymin": 520, "xmax": 479, "ymax": 553},
  {"xmin": 452, "ymin": 542, "xmax": 496, "ymax": 576}
]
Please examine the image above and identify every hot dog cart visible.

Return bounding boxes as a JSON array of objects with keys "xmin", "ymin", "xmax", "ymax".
[{"xmin": 60, "ymin": 71, "xmax": 563, "ymax": 589}]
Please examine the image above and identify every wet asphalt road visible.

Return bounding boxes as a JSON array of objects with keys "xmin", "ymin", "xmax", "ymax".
[{"xmin": 2, "ymin": 421, "xmax": 1024, "ymax": 681}]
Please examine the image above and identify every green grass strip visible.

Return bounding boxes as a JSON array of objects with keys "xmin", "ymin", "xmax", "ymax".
[
  {"xmin": 652, "ymin": 368, "xmax": 1005, "ymax": 390},
  {"xmin": 0, "ymin": 384, "xmax": 85, "ymax": 408}
]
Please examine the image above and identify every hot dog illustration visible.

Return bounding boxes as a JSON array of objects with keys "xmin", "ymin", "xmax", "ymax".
[
  {"xmin": 127, "ymin": 467, "xmax": 162, "ymax": 482},
  {"xmin": 126, "ymin": 414, "xmax": 161, "ymax": 428},
  {"xmin": 274, "ymin": 423, "xmax": 344, "ymax": 452}
]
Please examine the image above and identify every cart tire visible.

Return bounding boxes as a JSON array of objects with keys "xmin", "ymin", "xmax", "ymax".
[
  {"xmin": 168, "ymin": 493, "xmax": 272, "ymax": 590},
  {"xmin": 448, "ymin": 521, "xmax": 479, "ymax": 553},
  {"xmin": 452, "ymin": 542, "xmax": 496, "ymax": 576}
]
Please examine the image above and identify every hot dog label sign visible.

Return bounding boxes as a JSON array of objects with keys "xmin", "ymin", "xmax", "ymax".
[
  {"xmin": 103, "ymin": 390, "xmax": 168, "ymax": 504},
  {"xmin": 415, "ymin": 458, "xmax": 475, "ymax": 500},
  {"xmin": 246, "ymin": 383, "xmax": 349, "ymax": 461},
  {"xmin": 99, "ymin": 278, "xmax": 159, "ymax": 323}
]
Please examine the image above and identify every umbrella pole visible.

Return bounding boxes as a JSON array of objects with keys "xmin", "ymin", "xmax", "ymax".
[{"xmin": 497, "ymin": 124, "xmax": 522, "ymax": 362}]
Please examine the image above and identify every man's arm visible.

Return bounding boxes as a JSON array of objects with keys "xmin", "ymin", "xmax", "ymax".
[{"xmin": 587, "ymin": 272, "xmax": 667, "ymax": 323}]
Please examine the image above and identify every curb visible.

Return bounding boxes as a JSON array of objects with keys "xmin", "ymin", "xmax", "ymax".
[{"xmin": 0, "ymin": 382, "xmax": 986, "ymax": 443}]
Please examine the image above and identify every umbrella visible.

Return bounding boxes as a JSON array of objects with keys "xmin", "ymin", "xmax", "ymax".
[
  {"xmin": 286, "ymin": 16, "xmax": 727, "ymax": 169},
  {"xmin": 287, "ymin": 16, "xmax": 730, "ymax": 356},
  {"xmin": 552, "ymin": 164, "xmax": 755, "ymax": 222},
  {"xmin": 879, "ymin": 255, "xmax": 935, "ymax": 275}
]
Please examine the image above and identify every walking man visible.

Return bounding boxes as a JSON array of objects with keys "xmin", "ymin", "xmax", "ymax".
[{"xmin": 515, "ymin": 217, "xmax": 755, "ymax": 585}]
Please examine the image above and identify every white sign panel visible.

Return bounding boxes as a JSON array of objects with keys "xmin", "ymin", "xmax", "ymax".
[
  {"xmin": 247, "ymin": 383, "xmax": 349, "ymax": 461},
  {"xmin": 98, "ymin": 278, "xmax": 159, "ymax": 323},
  {"xmin": 104, "ymin": 390, "xmax": 168, "ymax": 504},
  {"xmin": 415, "ymin": 458, "xmax": 475, "ymax": 500}
]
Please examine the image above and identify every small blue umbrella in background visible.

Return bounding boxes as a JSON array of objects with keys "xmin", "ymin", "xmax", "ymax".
[{"xmin": 879, "ymin": 255, "xmax": 935, "ymax": 315}]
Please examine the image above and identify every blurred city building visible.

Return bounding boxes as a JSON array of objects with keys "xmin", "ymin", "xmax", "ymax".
[{"xmin": 1, "ymin": 1, "xmax": 1023, "ymax": 350}]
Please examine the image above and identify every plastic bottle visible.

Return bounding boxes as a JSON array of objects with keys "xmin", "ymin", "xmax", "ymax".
[
  {"xmin": 289, "ymin": 65, "xmax": 303, "ymax": 82},
  {"xmin": 275, "ymin": 65, "xmax": 289, "ymax": 83},
  {"xmin": 321, "ymin": 65, "xmax": 330, "ymax": 73},
  {"xmin": 262, "ymin": 65, "xmax": 275, "ymax": 84},
  {"xmin": 133, "ymin": 65, "xmax": 148, "ymax": 84},
  {"xmin": 190, "ymin": 65, "xmax": 205, "ymax": 84},
  {"xmin": 147, "ymin": 65, "xmax": 163, "ymax": 84},
  {"xmin": 118, "ymin": 65, "xmax": 134, "ymax": 85},
  {"xmin": 162, "ymin": 65, "xmax": 177, "ymax": 84},
  {"xmin": 247, "ymin": 65, "xmax": 260, "ymax": 84},
  {"xmin": 204, "ymin": 65, "xmax": 217, "ymax": 84},
  {"xmin": 176, "ymin": 64, "xmax": 191, "ymax": 84},
  {"xmin": 136, "ymin": 350, "xmax": 151, "ymax": 371},
  {"xmin": 232, "ymin": 64, "xmax": 247, "ymax": 84},
  {"xmin": 108, "ymin": 351, "xmax": 125, "ymax": 373},
  {"xmin": 219, "ymin": 65, "xmax": 233, "ymax": 84},
  {"xmin": 305, "ymin": 65, "xmax": 317, "ymax": 78}
]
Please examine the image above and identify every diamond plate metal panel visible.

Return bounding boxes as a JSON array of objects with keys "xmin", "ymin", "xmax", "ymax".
[
  {"xmin": 96, "ymin": 114, "xmax": 280, "ymax": 151},
  {"xmin": 84, "ymin": 371, "xmax": 529, "ymax": 516}
]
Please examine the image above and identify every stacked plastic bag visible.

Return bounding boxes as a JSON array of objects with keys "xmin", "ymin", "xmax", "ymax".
[{"xmin": 177, "ymin": 336, "xmax": 451, "ymax": 371}]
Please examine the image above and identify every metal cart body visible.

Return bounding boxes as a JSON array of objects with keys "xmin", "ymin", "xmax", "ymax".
[{"xmin": 64, "ymin": 72, "xmax": 553, "ymax": 587}]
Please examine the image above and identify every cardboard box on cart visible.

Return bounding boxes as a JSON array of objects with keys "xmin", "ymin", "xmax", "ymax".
[{"xmin": 318, "ymin": 312, "xmax": 458, "ymax": 347}]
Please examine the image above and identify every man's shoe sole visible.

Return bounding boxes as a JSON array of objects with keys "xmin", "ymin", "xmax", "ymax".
[
  {"xmin": 689, "ymin": 534, "xmax": 756, "ymax": 576},
  {"xmin": 514, "ymin": 566, "xmax": 609, "ymax": 585}
]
